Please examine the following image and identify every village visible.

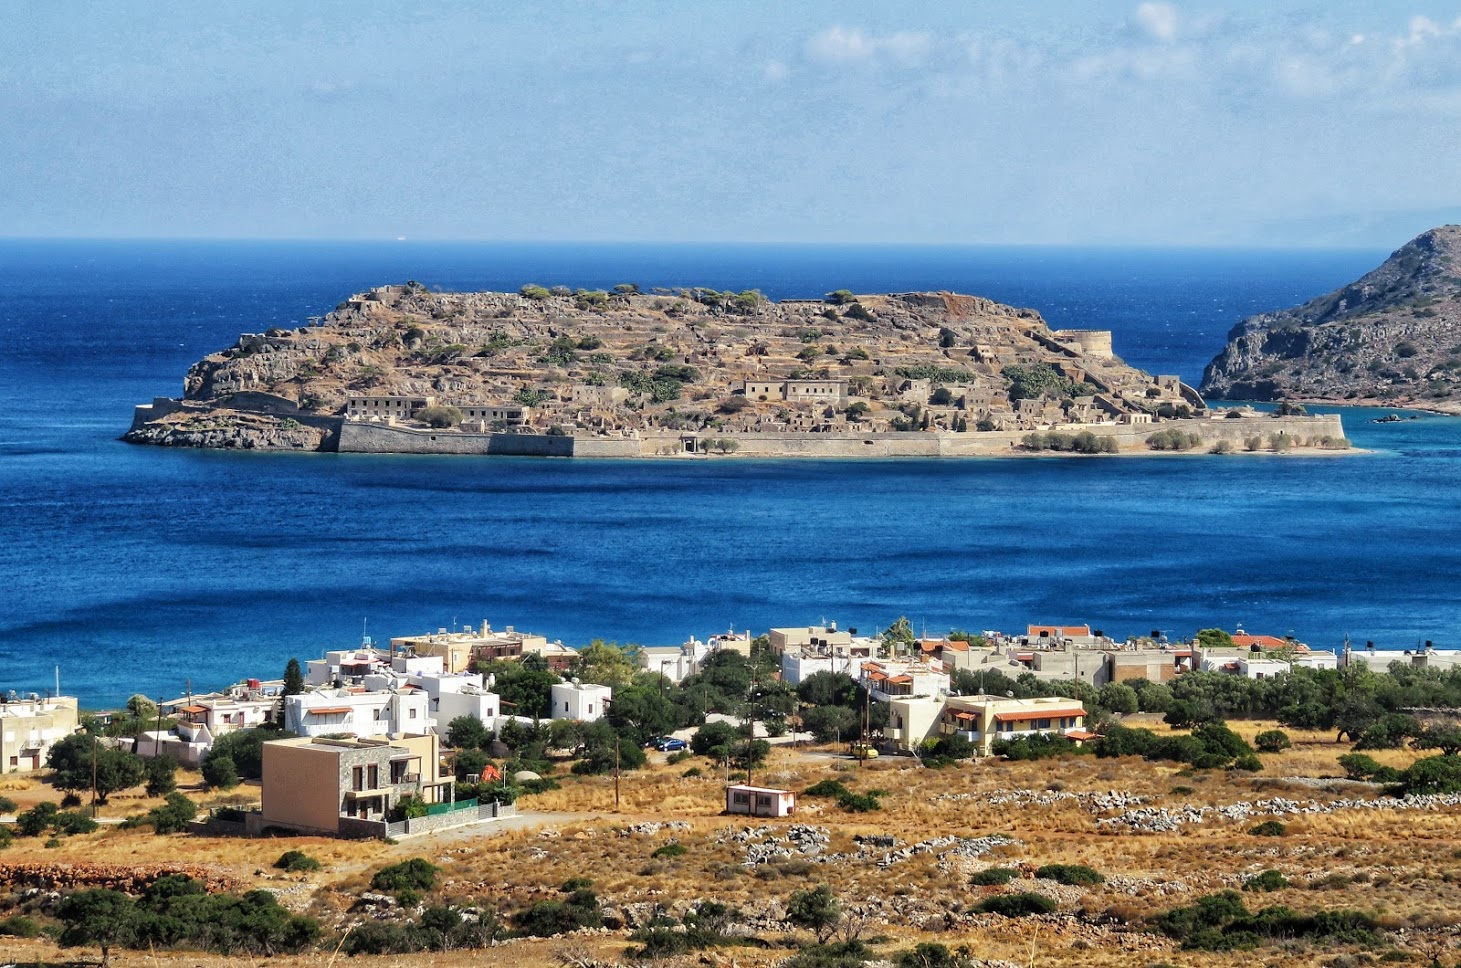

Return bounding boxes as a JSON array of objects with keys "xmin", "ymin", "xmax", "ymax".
[
  {"xmin": 0, "ymin": 617, "xmax": 1439, "ymax": 840},
  {"xmin": 5, "ymin": 618, "xmax": 1461, "ymax": 966}
]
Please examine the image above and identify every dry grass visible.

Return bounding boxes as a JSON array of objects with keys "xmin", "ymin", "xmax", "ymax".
[{"xmin": 4, "ymin": 722, "xmax": 1460, "ymax": 967}]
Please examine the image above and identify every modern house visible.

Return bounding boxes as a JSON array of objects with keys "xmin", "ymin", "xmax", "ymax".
[
  {"xmin": 253, "ymin": 733, "xmax": 452, "ymax": 837},
  {"xmin": 725, "ymin": 784, "xmax": 796, "ymax": 818},
  {"xmin": 0, "ymin": 695, "xmax": 78, "ymax": 773},
  {"xmin": 884, "ymin": 694, "xmax": 1088, "ymax": 756},
  {"xmin": 282, "ymin": 687, "xmax": 432, "ymax": 738},
  {"xmin": 550, "ymin": 681, "xmax": 611, "ymax": 721}
]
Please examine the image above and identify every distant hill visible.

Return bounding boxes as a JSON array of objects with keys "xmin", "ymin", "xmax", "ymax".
[{"xmin": 1201, "ymin": 225, "xmax": 1461, "ymax": 409}]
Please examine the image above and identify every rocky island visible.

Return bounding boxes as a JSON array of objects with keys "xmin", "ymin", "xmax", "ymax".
[
  {"xmin": 127, "ymin": 283, "xmax": 1344, "ymax": 457},
  {"xmin": 1202, "ymin": 225, "xmax": 1461, "ymax": 411}
]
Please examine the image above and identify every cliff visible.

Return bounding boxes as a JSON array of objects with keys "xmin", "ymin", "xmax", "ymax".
[
  {"xmin": 125, "ymin": 282, "xmax": 1334, "ymax": 455},
  {"xmin": 1201, "ymin": 226, "xmax": 1461, "ymax": 409}
]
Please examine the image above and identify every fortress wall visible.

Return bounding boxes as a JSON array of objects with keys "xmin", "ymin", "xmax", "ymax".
[
  {"xmin": 337, "ymin": 414, "xmax": 1345, "ymax": 459},
  {"xmin": 338, "ymin": 422, "xmax": 572, "ymax": 456}
]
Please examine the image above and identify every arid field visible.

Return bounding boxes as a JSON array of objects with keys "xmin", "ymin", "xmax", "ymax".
[{"xmin": 3, "ymin": 717, "xmax": 1459, "ymax": 968}]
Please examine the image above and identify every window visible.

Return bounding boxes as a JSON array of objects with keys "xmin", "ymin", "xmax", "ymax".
[
  {"xmin": 757, "ymin": 796, "xmax": 772, "ymax": 807},
  {"xmin": 368, "ymin": 765, "xmax": 378, "ymax": 789},
  {"xmin": 352, "ymin": 766, "xmax": 364, "ymax": 791},
  {"xmin": 1036, "ymin": 718, "xmax": 1051, "ymax": 729},
  {"xmin": 409, "ymin": 708, "xmax": 417, "ymax": 719},
  {"xmin": 732, "ymin": 792, "xmax": 750, "ymax": 805}
]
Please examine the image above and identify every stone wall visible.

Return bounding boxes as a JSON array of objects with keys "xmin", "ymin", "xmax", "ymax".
[{"xmin": 337, "ymin": 414, "xmax": 1345, "ymax": 459}]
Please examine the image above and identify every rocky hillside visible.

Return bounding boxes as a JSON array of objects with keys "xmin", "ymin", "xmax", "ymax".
[
  {"xmin": 127, "ymin": 282, "xmax": 1203, "ymax": 450},
  {"xmin": 1201, "ymin": 226, "xmax": 1461, "ymax": 409}
]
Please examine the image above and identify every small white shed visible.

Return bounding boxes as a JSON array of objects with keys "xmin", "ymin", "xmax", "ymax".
[{"xmin": 725, "ymin": 784, "xmax": 796, "ymax": 818}]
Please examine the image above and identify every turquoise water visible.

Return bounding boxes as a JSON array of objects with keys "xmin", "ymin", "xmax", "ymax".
[{"xmin": 1, "ymin": 240, "xmax": 1456, "ymax": 705}]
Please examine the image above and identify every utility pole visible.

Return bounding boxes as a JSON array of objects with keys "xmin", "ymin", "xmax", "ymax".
[
  {"xmin": 90, "ymin": 734, "xmax": 98, "ymax": 818},
  {"xmin": 613, "ymin": 736, "xmax": 621, "ymax": 810},
  {"xmin": 154, "ymin": 697, "xmax": 163, "ymax": 758}
]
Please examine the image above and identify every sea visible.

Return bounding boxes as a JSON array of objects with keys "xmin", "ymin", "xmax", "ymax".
[{"xmin": 2, "ymin": 239, "xmax": 1458, "ymax": 708}]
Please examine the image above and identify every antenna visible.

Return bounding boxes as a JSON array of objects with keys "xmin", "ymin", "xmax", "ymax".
[{"xmin": 54, "ymin": 666, "xmax": 59, "ymax": 700}]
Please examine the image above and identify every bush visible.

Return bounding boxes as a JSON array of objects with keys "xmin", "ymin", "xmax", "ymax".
[
  {"xmin": 837, "ymin": 791, "xmax": 882, "ymax": 813},
  {"xmin": 416, "ymin": 405, "xmax": 463, "ymax": 429},
  {"xmin": 1146, "ymin": 428, "xmax": 1202, "ymax": 451},
  {"xmin": 514, "ymin": 889, "xmax": 602, "ymax": 937},
  {"xmin": 201, "ymin": 754, "xmax": 240, "ymax": 790},
  {"xmin": 146, "ymin": 793, "xmax": 197, "ymax": 834},
  {"xmin": 144, "ymin": 756, "xmax": 178, "ymax": 797},
  {"xmin": 652, "ymin": 842, "xmax": 688, "ymax": 859},
  {"xmin": 1151, "ymin": 890, "xmax": 1377, "ymax": 951},
  {"xmin": 994, "ymin": 733, "xmax": 1086, "ymax": 761},
  {"xmin": 275, "ymin": 850, "xmax": 321, "ymax": 873},
  {"xmin": 1396, "ymin": 754, "xmax": 1461, "ymax": 795},
  {"xmin": 1337, "ymin": 752, "xmax": 1384, "ymax": 781},
  {"xmin": 1253, "ymin": 730, "xmax": 1291, "ymax": 753},
  {"xmin": 1244, "ymin": 870, "xmax": 1288, "ymax": 892},
  {"xmin": 969, "ymin": 867, "xmax": 1019, "ymax": 886},
  {"xmin": 1231, "ymin": 754, "xmax": 1264, "ymax": 772},
  {"xmin": 1034, "ymin": 863, "xmax": 1104, "ymax": 886},
  {"xmin": 0, "ymin": 914, "xmax": 40, "ymax": 937},
  {"xmin": 976, "ymin": 892, "xmax": 1057, "ymax": 917},
  {"xmin": 371, "ymin": 858, "xmax": 439, "ymax": 894},
  {"xmin": 1249, "ymin": 820, "xmax": 1287, "ymax": 837}
]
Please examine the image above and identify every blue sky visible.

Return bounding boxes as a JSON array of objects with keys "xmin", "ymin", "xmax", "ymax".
[{"xmin": 4, "ymin": 1, "xmax": 1461, "ymax": 245}]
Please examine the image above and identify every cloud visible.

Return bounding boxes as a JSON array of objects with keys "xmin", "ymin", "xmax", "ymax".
[
  {"xmin": 804, "ymin": 26, "xmax": 931, "ymax": 68},
  {"xmin": 763, "ymin": 60, "xmax": 789, "ymax": 83},
  {"xmin": 1133, "ymin": 2, "xmax": 1179, "ymax": 43}
]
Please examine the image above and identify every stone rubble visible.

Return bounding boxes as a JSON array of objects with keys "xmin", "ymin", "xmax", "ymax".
[
  {"xmin": 1098, "ymin": 791, "xmax": 1461, "ymax": 833},
  {"xmin": 617, "ymin": 820, "xmax": 692, "ymax": 837}
]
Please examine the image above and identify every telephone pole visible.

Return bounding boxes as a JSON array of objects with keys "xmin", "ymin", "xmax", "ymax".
[{"xmin": 613, "ymin": 737, "xmax": 621, "ymax": 810}]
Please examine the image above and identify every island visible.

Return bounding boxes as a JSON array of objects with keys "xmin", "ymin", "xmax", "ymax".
[
  {"xmin": 127, "ymin": 284, "xmax": 1346, "ymax": 457},
  {"xmin": 1202, "ymin": 224, "xmax": 1461, "ymax": 411}
]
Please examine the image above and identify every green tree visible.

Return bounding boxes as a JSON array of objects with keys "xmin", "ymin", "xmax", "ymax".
[
  {"xmin": 56, "ymin": 888, "xmax": 136, "ymax": 967},
  {"xmin": 202, "ymin": 755, "xmax": 239, "ymax": 790},
  {"xmin": 476, "ymin": 660, "xmax": 560, "ymax": 719},
  {"xmin": 571, "ymin": 640, "xmax": 640, "ymax": 689},
  {"xmin": 691, "ymin": 721, "xmax": 740, "ymax": 760},
  {"xmin": 144, "ymin": 756, "xmax": 178, "ymax": 797},
  {"xmin": 802, "ymin": 705, "xmax": 858, "ymax": 743},
  {"xmin": 1195, "ymin": 628, "xmax": 1235, "ymax": 650},
  {"xmin": 446, "ymin": 715, "xmax": 490, "ymax": 750},
  {"xmin": 203, "ymin": 726, "xmax": 286, "ymax": 781},
  {"xmin": 798, "ymin": 671, "xmax": 860, "ymax": 708},
  {"xmin": 283, "ymin": 658, "xmax": 305, "ymax": 696},
  {"xmin": 881, "ymin": 617, "xmax": 915, "ymax": 657},
  {"xmin": 605, "ymin": 685, "xmax": 680, "ymax": 746},
  {"xmin": 1097, "ymin": 682, "xmax": 1139, "ymax": 715},
  {"xmin": 787, "ymin": 884, "xmax": 841, "ymax": 943},
  {"xmin": 1412, "ymin": 722, "xmax": 1461, "ymax": 756},
  {"xmin": 46, "ymin": 734, "xmax": 146, "ymax": 803}
]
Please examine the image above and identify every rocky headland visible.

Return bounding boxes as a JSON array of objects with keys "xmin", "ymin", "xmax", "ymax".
[
  {"xmin": 1201, "ymin": 225, "xmax": 1461, "ymax": 411},
  {"xmin": 126, "ymin": 282, "xmax": 1345, "ymax": 457}
]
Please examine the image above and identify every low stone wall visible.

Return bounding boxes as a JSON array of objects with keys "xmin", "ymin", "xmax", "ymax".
[
  {"xmin": 335, "ymin": 414, "xmax": 1345, "ymax": 459},
  {"xmin": 339, "ymin": 422, "xmax": 577, "ymax": 456}
]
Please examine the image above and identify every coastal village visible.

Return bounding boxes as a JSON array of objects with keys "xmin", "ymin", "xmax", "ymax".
[
  {"xmin": 125, "ymin": 284, "xmax": 1350, "ymax": 456},
  {"xmin": 8, "ymin": 616, "xmax": 1461, "ymax": 965}
]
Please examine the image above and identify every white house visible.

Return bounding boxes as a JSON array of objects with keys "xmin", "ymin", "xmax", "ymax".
[
  {"xmin": 859, "ymin": 660, "xmax": 949, "ymax": 702},
  {"xmin": 1236, "ymin": 657, "xmax": 1292, "ymax": 680},
  {"xmin": 781, "ymin": 651, "xmax": 857, "ymax": 686},
  {"xmin": 283, "ymin": 688, "xmax": 433, "ymax": 738},
  {"xmin": 550, "ymin": 681, "xmax": 611, "ymax": 721},
  {"xmin": 0, "ymin": 695, "xmax": 79, "ymax": 774},
  {"xmin": 306, "ymin": 648, "xmax": 393, "ymax": 687},
  {"xmin": 725, "ymin": 784, "xmax": 796, "ymax": 818}
]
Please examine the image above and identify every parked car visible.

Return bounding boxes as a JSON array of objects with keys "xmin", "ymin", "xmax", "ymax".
[
  {"xmin": 851, "ymin": 742, "xmax": 879, "ymax": 760},
  {"xmin": 654, "ymin": 737, "xmax": 688, "ymax": 752}
]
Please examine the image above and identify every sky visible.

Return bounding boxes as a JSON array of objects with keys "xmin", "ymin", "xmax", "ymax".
[{"xmin": 3, "ymin": 1, "xmax": 1461, "ymax": 246}]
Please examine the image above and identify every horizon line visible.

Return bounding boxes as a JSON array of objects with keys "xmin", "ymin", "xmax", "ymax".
[{"xmin": 0, "ymin": 234, "xmax": 1393, "ymax": 253}]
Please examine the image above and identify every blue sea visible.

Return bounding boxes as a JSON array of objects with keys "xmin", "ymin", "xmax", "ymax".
[{"xmin": 2, "ymin": 239, "xmax": 1458, "ymax": 707}]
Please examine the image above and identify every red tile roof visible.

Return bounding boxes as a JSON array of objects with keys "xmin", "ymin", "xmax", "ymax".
[{"xmin": 1027, "ymin": 625, "xmax": 1091, "ymax": 637}]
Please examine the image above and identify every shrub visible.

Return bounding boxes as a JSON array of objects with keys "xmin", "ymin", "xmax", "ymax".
[
  {"xmin": 146, "ymin": 793, "xmax": 197, "ymax": 834},
  {"xmin": 977, "ymin": 892, "xmax": 1057, "ymax": 917},
  {"xmin": 1337, "ymin": 752, "xmax": 1384, "ymax": 781},
  {"xmin": 1249, "ymin": 820, "xmax": 1287, "ymax": 837},
  {"xmin": 275, "ymin": 850, "xmax": 321, "ymax": 873},
  {"xmin": 804, "ymin": 779, "xmax": 851, "ymax": 799},
  {"xmin": 1244, "ymin": 870, "xmax": 1288, "ymax": 892},
  {"xmin": 837, "ymin": 791, "xmax": 882, "ymax": 813},
  {"xmin": 201, "ymin": 754, "xmax": 240, "ymax": 790},
  {"xmin": 0, "ymin": 914, "xmax": 40, "ymax": 937},
  {"xmin": 652, "ymin": 842, "xmax": 688, "ymax": 859},
  {"xmin": 1231, "ymin": 754, "xmax": 1264, "ymax": 772},
  {"xmin": 969, "ymin": 867, "xmax": 1019, "ymax": 886},
  {"xmin": 1034, "ymin": 864, "xmax": 1104, "ymax": 886},
  {"xmin": 520, "ymin": 284, "xmax": 552, "ymax": 300},
  {"xmin": 371, "ymin": 858, "xmax": 439, "ymax": 894},
  {"xmin": 1146, "ymin": 428, "xmax": 1202, "ymax": 451},
  {"xmin": 994, "ymin": 733, "xmax": 1086, "ymax": 761},
  {"xmin": 1254, "ymin": 730, "xmax": 1291, "ymax": 753},
  {"xmin": 1396, "ymin": 754, "xmax": 1461, "ymax": 795},
  {"xmin": 1151, "ymin": 890, "xmax": 1377, "ymax": 951}
]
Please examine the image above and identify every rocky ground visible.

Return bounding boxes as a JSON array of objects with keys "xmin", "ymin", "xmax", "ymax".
[{"xmin": 1202, "ymin": 224, "xmax": 1461, "ymax": 411}]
